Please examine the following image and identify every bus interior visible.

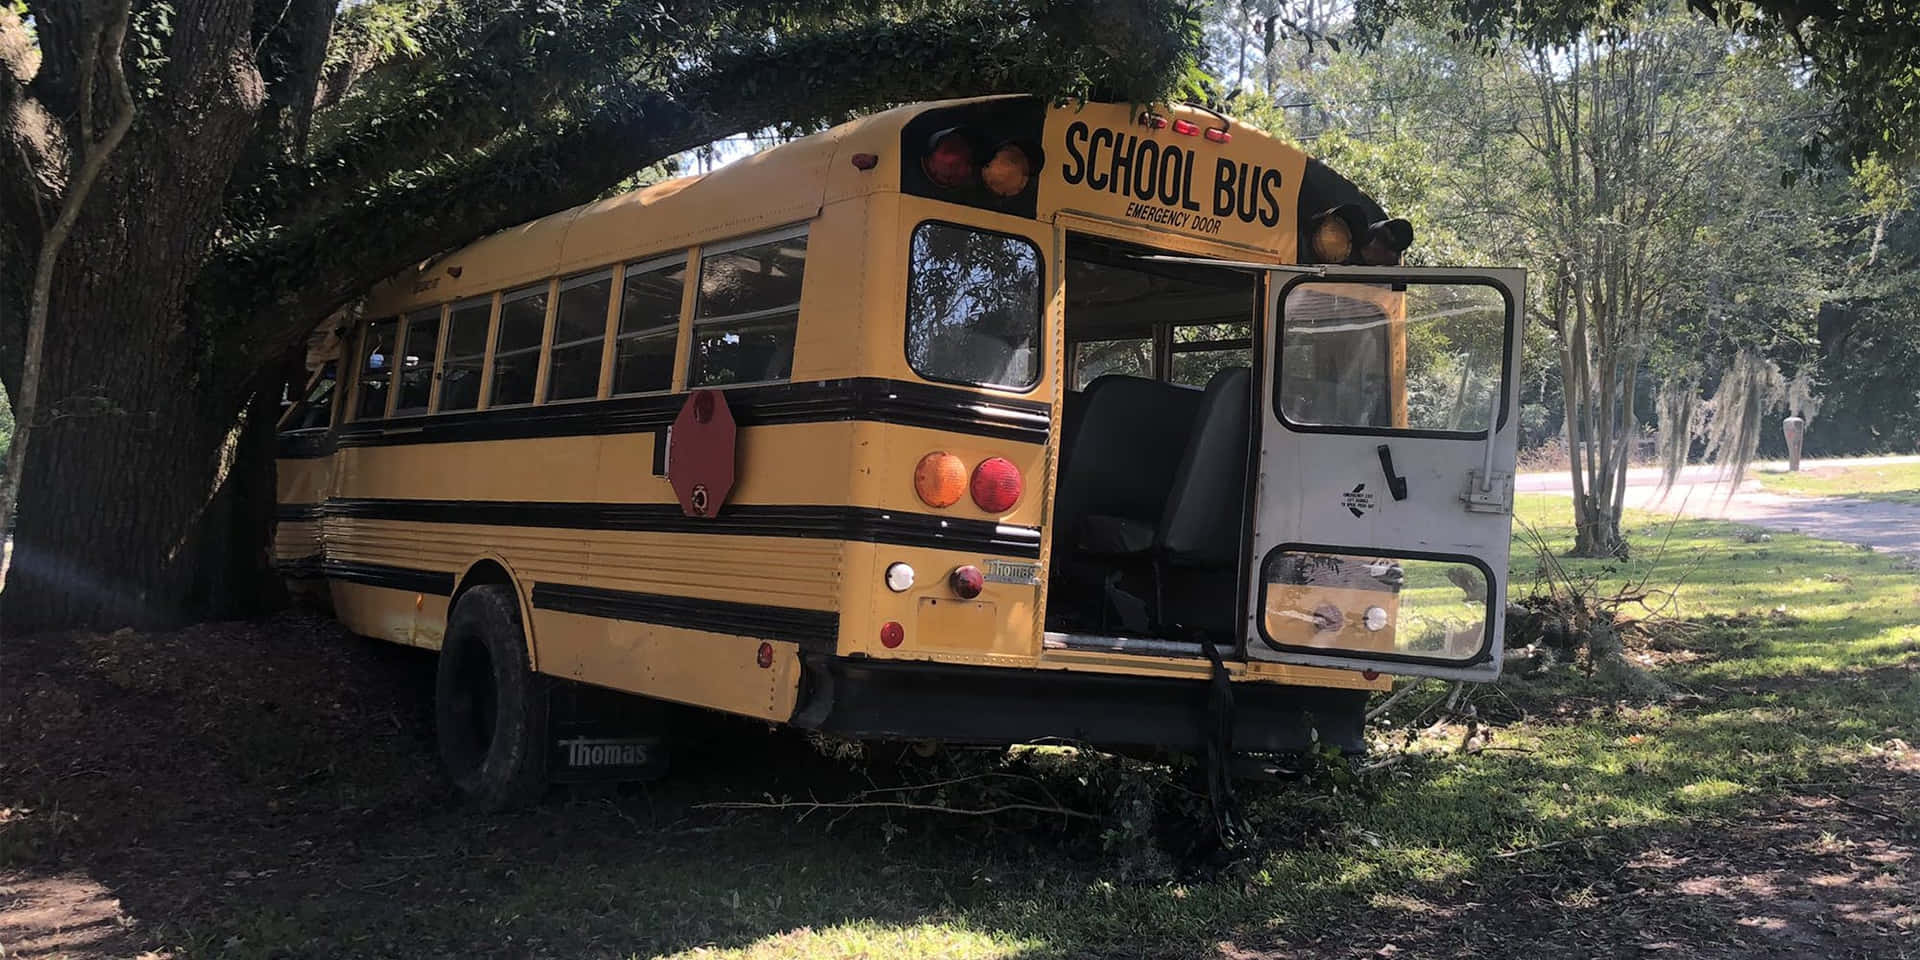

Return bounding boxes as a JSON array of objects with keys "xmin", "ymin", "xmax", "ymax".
[{"xmin": 1046, "ymin": 235, "xmax": 1261, "ymax": 654}]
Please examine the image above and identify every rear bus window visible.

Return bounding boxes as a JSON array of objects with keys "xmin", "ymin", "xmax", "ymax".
[
  {"xmin": 438, "ymin": 296, "xmax": 493, "ymax": 412},
  {"xmin": 490, "ymin": 283, "xmax": 549, "ymax": 407},
  {"xmin": 690, "ymin": 229, "xmax": 807, "ymax": 387},
  {"xmin": 353, "ymin": 318, "xmax": 397, "ymax": 420},
  {"xmin": 394, "ymin": 307, "xmax": 441, "ymax": 414},
  {"xmin": 905, "ymin": 222, "xmax": 1042, "ymax": 390},
  {"xmin": 613, "ymin": 254, "xmax": 686, "ymax": 395},
  {"xmin": 546, "ymin": 270, "xmax": 612, "ymax": 402}
]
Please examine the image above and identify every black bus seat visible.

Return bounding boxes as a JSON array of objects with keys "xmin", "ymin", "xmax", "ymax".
[
  {"xmin": 1155, "ymin": 366, "xmax": 1252, "ymax": 637},
  {"xmin": 1052, "ymin": 374, "xmax": 1205, "ymax": 559}
]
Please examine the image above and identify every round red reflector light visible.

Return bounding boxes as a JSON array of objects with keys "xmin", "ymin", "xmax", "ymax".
[
  {"xmin": 923, "ymin": 129, "xmax": 975, "ymax": 188},
  {"xmin": 950, "ymin": 565, "xmax": 984, "ymax": 599},
  {"xmin": 982, "ymin": 144, "xmax": 1031, "ymax": 197},
  {"xmin": 756, "ymin": 642, "xmax": 774, "ymax": 669},
  {"xmin": 914, "ymin": 451, "xmax": 967, "ymax": 508},
  {"xmin": 969, "ymin": 457, "xmax": 1022, "ymax": 513},
  {"xmin": 880, "ymin": 621, "xmax": 905, "ymax": 648}
]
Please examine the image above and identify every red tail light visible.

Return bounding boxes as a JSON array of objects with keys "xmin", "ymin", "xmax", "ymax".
[
  {"xmin": 950, "ymin": 565, "xmax": 984, "ymax": 599},
  {"xmin": 970, "ymin": 457, "xmax": 1022, "ymax": 513},
  {"xmin": 923, "ymin": 128, "xmax": 975, "ymax": 188}
]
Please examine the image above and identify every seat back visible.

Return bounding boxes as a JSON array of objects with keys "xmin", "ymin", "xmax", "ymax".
[
  {"xmin": 1157, "ymin": 367, "xmax": 1252, "ymax": 567},
  {"xmin": 1052, "ymin": 375, "xmax": 1204, "ymax": 551}
]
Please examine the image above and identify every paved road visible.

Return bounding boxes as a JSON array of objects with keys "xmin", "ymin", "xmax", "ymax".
[{"xmin": 1520, "ymin": 455, "xmax": 1920, "ymax": 557}]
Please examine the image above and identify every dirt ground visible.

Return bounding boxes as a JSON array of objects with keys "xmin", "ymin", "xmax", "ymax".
[{"xmin": 2, "ymin": 618, "xmax": 1915, "ymax": 959}]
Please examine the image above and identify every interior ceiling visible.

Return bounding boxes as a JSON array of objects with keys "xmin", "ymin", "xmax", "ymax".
[{"xmin": 1065, "ymin": 235, "xmax": 1254, "ymax": 337}]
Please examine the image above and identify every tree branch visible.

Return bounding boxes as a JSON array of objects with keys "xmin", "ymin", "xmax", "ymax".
[
  {"xmin": 0, "ymin": 0, "xmax": 137, "ymax": 537},
  {"xmin": 201, "ymin": 0, "xmax": 1199, "ymax": 373}
]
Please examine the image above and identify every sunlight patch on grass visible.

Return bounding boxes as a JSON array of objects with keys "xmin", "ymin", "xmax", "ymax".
[
  {"xmin": 658, "ymin": 921, "xmax": 1039, "ymax": 960},
  {"xmin": 1757, "ymin": 461, "xmax": 1920, "ymax": 506}
]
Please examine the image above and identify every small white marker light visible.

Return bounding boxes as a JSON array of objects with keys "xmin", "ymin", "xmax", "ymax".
[
  {"xmin": 885, "ymin": 562, "xmax": 916, "ymax": 592},
  {"xmin": 1364, "ymin": 606, "xmax": 1390, "ymax": 632}
]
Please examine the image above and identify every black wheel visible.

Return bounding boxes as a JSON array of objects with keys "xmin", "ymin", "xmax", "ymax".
[{"xmin": 436, "ymin": 584, "xmax": 549, "ymax": 811}]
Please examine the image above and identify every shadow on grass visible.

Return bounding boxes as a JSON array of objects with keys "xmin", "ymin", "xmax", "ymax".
[{"xmin": 4, "ymin": 609, "xmax": 1914, "ymax": 959}]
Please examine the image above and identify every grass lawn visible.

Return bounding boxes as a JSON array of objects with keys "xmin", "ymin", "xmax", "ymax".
[
  {"xmin": 3, "ymin": 496, "xmax": 1915, "ymax": 958},
  {"xmin": 1757, "ymin": 460, "xmax": 1920, "ymax": 506}
]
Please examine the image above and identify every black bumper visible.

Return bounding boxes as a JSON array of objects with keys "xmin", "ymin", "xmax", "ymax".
[{"xmin": 791, "ymin": 655, "xmax": 1367, "ymax": 753}]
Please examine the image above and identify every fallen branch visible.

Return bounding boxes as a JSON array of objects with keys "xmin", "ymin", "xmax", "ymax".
[
  {"xmin": 1365, "ymin": 678, "xmax": 1428, "ymax": 721},
  {"xmin": 1494, "ymin": 836, "xmax": 1581, "ymax": 858}
]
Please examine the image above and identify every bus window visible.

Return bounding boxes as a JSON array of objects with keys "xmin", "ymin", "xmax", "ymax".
[
  {"xmin": 439, "ymin": 296, "xmax": 493, "ymax": 412},
  {"xmin": 690, "ymin": 229, "xmax": 807, "ymax": 387},
  {"xmin": 1170, "ymin": 321, "xmax": 1252, "ymax": 387},
  {"xmin": 905, "ymin": 222, "xmax": 1042, "ymax": 390},
  {"xmin": 547, "ymin": 270, "xmax": 613, "ymax": 402},
  {"xmin": 613, "ymin": 254, "xmax": 686, "ymax": 395},
  {"xmin": 1071, "ymin": 339, "xmax": 1151, "ymax": 390},
  {"xmin": 1278, "ymin": 289, "xmax": 1392, "ymax": 428},
  {"xmin": 1280, "ymin": 284, "xmax": 1506, "ymax": 432},
  {"xmin": 353, "ymin": 318, "xmax": 397, "ymax": 420},
  {"xmin": 490, "ymin": 283, "xmax": 550, "ymax": 407},
  {"xmin": 284, "ymin": 362, "xmax": 337, "ymax": 431},
  {"xmin": 394, "ymin": 307, "xmax": 441, "ymax": 414}
]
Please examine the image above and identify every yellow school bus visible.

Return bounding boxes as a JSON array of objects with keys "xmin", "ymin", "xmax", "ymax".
[{"xmin": 276, "ymin": 97, "xmax": 1524, "ymax": 808}]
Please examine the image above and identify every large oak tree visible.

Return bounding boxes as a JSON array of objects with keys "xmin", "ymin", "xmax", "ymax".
[{"xmin": 0, "ymin": 0, "xmax": 1203, "ymax": 633}]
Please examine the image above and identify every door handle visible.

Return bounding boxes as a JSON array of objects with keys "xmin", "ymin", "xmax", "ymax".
[{"xmin": 1376, "ymin": 444, "xmax": 1409, "ymax": 501}]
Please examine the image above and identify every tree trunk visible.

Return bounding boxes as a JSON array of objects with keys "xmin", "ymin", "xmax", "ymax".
[{"xmin": 1, "ymin": 294, "xmax": 280, "ymax": 632}]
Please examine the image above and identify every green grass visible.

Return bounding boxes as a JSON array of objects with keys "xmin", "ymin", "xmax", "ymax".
[
  {"xmin": 1756, "ymin": 460, "xmax": 1920, "ymax": 506},
  {"xmin": 97, "ymin": 497, "xmax": 1920, "ymax": 957}
]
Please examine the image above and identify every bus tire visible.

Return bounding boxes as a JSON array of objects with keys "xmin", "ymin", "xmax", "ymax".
[{"xmin": 436, "ymin": 584, "xmax": 549, "ymax": 811}]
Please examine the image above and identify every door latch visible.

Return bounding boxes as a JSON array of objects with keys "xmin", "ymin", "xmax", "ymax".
[
  {"xmin": 1461, "ymin": 470, "xmax": 1512, "ymax": 513},
  {"xmin": 1375, "ymin": 444, "xmax": 1409, "ymax": 501}
]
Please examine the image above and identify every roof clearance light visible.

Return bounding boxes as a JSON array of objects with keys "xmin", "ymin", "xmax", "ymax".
[
  {"xmin": 850, "ymin": 153, "xmax": 879, "ymax": 170},
  {"xmin": 1204, "ymin": 126, "xmax": 1232, "ymax": 144},
  {"xmin": 1310, "ymin": 214, "xmax": 1354, "ymax": 264},
  {"xmin": 914, "ymin": 451, "xmax": 968, "ymax": 508},
  {"xmin": 923, "ymin": 128, "xmax": 975, "ymax": 188},
  {"xmin": 982, "ymin": 144, "xmax": 1032, "ymax": 197},
  {"xmin": 970, "ymin": 457, "xmax": 1022, "ymax": 513},
  {"xmin": 1140, "ymin": 112, "xmax": 1169, "ymax": 129},
  {"xmin": 1171, "ymin": 119, "xmax": 1200, "ymax": 136}
]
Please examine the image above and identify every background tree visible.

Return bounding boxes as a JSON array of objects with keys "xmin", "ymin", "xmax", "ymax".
[{"xmin": 0, "ymin": 0, "xmax": 1205, "ymax": 633}]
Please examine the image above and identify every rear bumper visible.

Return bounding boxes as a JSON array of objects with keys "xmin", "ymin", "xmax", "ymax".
[{"xmin": 791, "ymin": 655, "xmax": 1367, "ymax": 753}]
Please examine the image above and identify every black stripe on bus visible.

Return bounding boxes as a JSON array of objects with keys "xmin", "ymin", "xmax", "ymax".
[
  {"xmin": 318, "ymin": 499, "xmax": 1044, "ymax": 559},
  {"xmin": 531, "ymin": 582, "xmax": 839, "ymax": 653},
  {"xmin": 321, "ymin": 559, "xmax": 455, "ymax": 596},
  {"xmin": 278, "ymin": 430, "xmax": 337, "ymax": 459},
  {"xmin": 276, "ymin": 503, "xmax": 323, "ymax": 522},
  {"xmin": 296, "ymin": 378, "xmax": 1049, "ymax": 454},
  {"xmin": 274, "ymin": 555, "xmax": 325, "ymax": 579}
]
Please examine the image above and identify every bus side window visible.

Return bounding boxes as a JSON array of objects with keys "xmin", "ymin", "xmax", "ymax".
[
  {"xmin": 690, "ymin": 228, "xmax": 807, "ymax": 387},
  {"xmin": 547, "ymin": 269, "xmax": 614, "ymax": 402},
  {"xmin": 490, "ymin": 283, "xmax": 549, "ymax": 407},
  {"xmin": 438, "ymin": 296, "xmax": 493, "ymax": 412},
  {"xmin": 394, "ymin": 306, "xmax": 442, "ymax": 414},
  {"xmin": 282, "ymin": 362, "xmax": 337, "ymax": 431},
  {"xmin": 353, "ymin": 318, "xmax": 398, "ymax": 421},
  {"xmin": 613, "ymin": 254, "xmax": 686, "ymax": 395}
]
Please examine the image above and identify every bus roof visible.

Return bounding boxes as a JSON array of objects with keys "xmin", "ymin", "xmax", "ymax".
[{"xmin": 364, "ymin": 97, "xmax": 1361, "ymax": 316}]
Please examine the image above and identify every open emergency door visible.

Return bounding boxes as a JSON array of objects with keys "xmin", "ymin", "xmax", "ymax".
[{"xmin": 1246, "ymin": 266, "xmax": 1525, "ymax": 681}]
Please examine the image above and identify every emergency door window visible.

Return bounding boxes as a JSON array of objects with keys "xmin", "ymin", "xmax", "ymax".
[
  {"xmin": 1262, "ymin": 550, "xmax": 1492, "ymax": 665},
  {"xmin": 1280, "ymin": 282, "xmax": 1508, "ymax": 434}
]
